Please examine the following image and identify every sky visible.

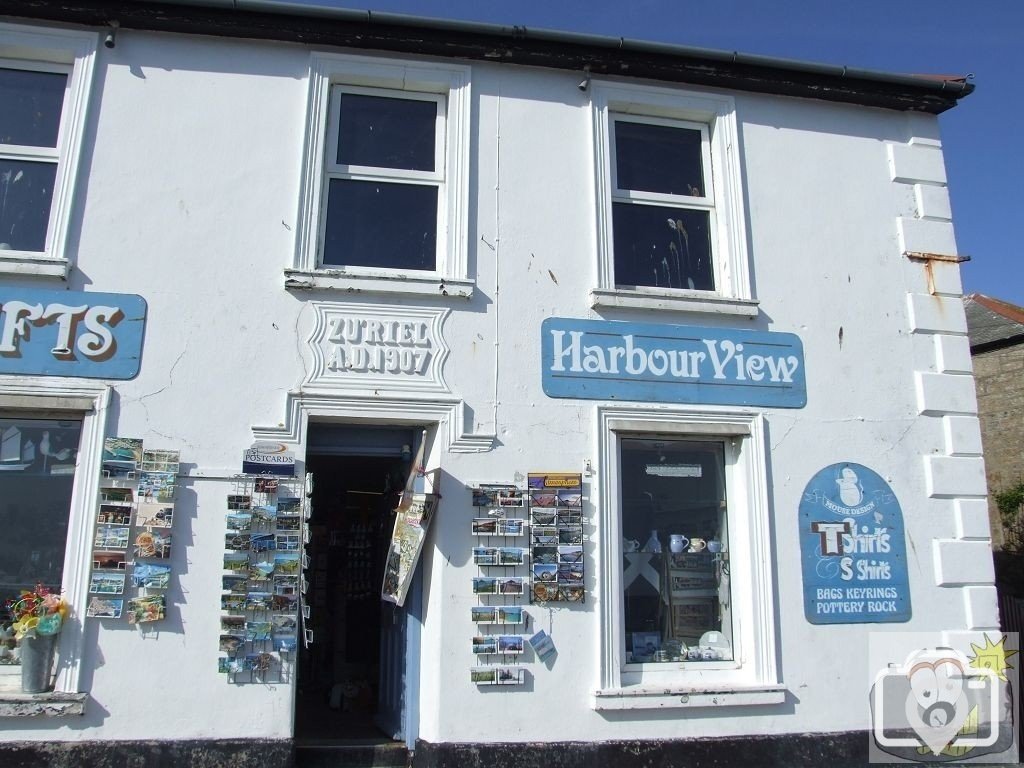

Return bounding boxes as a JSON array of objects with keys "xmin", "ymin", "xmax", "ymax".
[{"xmin": 288, "ymin": 0, "xmax": 1022, "ymax": 306}]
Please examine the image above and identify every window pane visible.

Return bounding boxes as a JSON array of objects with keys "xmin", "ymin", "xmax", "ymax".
[
  {"xmin": 0, "ymin": 159, "xmax": 57, "ymax": 252},
  {"xmin": 0, "ymin": 68, "xmax": 67, "ymax": 148},
  {"xmin": 0, "ymin": 417, "xmax": 82, "ymax": 621},
  {"xmin": 612, "ymin": 202, "xmax": 714, "ymax": 291},
  {"xmin": 615, "ymin": 121, "xmax": 704, "ymax": 197},
  {"xmin": 337, "ymin": 94, "xmax": 437, "ymax": 172},
  {"xmin": 620, "ymin": 438, "xmax": 732, "ymax": 663},
  {"xmin": 322, "ymin": 179, "xmax": 437, "ymax": 271}
]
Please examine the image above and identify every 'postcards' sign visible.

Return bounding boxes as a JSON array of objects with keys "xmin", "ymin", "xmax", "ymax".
[
  {"xmin": 799, "ymin": 462, "xmax": 911, "ymax": 624},
  {"xmin": 242, "ymin": 442, "xmax": 296, "ymax": 477},
  {"xmin": 541, "ymin": 318, "xmax": 806, "ymax": 408},
  {"xmin": 0, "ymin": 288, "xmax": 146, "ymax": 379}
]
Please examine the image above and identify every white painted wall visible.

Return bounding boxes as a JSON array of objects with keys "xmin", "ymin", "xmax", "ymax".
[{"xmin": 1, "ymin": 22, "xmax": 991, "ymax": 744}]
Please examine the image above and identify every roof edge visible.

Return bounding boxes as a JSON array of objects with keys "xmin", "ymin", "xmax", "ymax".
[{"xmin": 2, "ymin": 0, "xmax": 974, "ymax": 114}]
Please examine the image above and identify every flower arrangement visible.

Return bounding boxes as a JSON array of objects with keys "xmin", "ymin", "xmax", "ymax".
[{"xmin": 4, "ymin": 585, "xmax": 68, "ymax": 641}]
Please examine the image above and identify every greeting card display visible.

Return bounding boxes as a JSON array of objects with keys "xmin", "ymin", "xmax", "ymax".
[
  {"xmin": 218, "ymin": 474, "xmax": 303, "ymax": 684},
  {"xmin": 88, "ymin": 439, "xmax": 181, "ymax": 622},
  {"xmin": 528, "ymin": 473, "xmax": 584, "ymax": 604}
]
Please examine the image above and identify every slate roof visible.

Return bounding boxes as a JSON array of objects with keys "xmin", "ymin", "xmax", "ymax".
[{"xmin": 964, "ymin": 293, "xmax": 1024, "ymax": 351}]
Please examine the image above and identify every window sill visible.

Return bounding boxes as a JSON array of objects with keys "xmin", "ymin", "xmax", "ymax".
[
  {"xmin": 590, "ymin": 288, "xmax": 758, "ymax": 317},
  {"xmin": 284, "ymin": 269, "xmax": 473, "ymax": 299},
  {"xmin": 593, "ymin": 684, "xmax": 786, "ymax": 710},
  {"xmin": 0, "ymin": 691, "xmax": 87, "ymax": 717},
  {"xmin": 0, "ymin": 252, "xmax": 69, "ymax": 279}
]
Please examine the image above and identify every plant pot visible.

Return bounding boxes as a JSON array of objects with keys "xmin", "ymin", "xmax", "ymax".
[{"xmin": 20, "ymin": 633, "xmax": 58, "ymax": 693}]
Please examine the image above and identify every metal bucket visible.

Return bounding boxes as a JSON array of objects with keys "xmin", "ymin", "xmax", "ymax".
[{"xmin": 20, "ymin": 633, "xmax": 57, "ymax": 693}]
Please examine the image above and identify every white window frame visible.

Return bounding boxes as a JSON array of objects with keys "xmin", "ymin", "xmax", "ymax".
[
  {"xmin": 594, "ymin": 405, "xmax": 782, "ymax": 710},
  {"xmin": 0, "ymin": 377, "xmax": 108, "ymax": 714},
  {"xmin": 591, "ymin": 82, "xmax": 756, "ymax": 316},
  {"xmin": 0, "ymin": 23, "xmax": 97, "ymax": 280},
  {"xmin": 289, "ymin": 52, "xmax": 472, "ymax": 298}
]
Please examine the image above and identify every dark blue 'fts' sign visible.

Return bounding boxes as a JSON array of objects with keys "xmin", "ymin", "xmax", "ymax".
[{"xmin": 799, "ymin": 463, "xmax": 911, "ymax": 624}]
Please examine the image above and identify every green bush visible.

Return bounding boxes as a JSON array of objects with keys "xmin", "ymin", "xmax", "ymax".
[{"xmin": 995, "ymin": 482, "xmax": 1024, "ymax": 522}]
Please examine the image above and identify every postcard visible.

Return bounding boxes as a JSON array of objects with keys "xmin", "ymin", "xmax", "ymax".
[
  {"xmin": 217, "ymin": 657, "xmax": 236, "ymax": 674},
  {"xmin": 498, "ymin": 577, "xmax": 525, "ymax": 596},
  {"xmin": 102, "ymin": 437, "xmax": 142, "ymax": 476},
  {"xmin": 471, "ymin": 667, "xmax": 497, "ymax": 685},
  {"xmin": 473, "ymin": 547, "xmax": 498, "ymax": 566},
  {"xmin": 255, "ymin": 477, "xmax": 279, "ymax": 493},
  {"xmin": 135, "ymin": 530, "xmax": 171, "ymax": 559},
  {"xmin": 471, "ymin": 606, "xmax": 498, "ymax": 623},
  {"xmin": 86, "ymin": 596, "xmax": 124, "ymax": 618},
  {"xmin": 246, "ymin": 621, "xmax": 273, "ymax": 641},
  {"xmin": 94, "ymin": 524, "xmax": 130, "ymax": 549},
  {"xmin": 97, "ymin": 504, "xmax": 131, "ymax": 526},
  {"xmin": 498, "ymin": 547, "xmax": 526, "ymax": 566},
  {"xmin": 631, "ymin": 631, "xmax": 661, "ymax": 660},
  {"xmin": 251, "ymin": 533, "xmax": 276, "ymax": 552},
  {"xmin": 272, "ymin": 594, "xmax": 297, "ymax": 611},
  {"xmin": 496, "ymin": 666, "xmax": 525, "ymax": 685},
  {"xmin": 529, "ymin": 629, "xmax": 557, "ymax": 662},
  {"xmin": 89, "ymin": 572, "xmax": 125, "ymax": 594},
  {"xmin": 276, "ymin": 496, "xmax": 300, "ymax": 513},
  {"xmin": 227, "ymin": 495, "xmax": 251, "ymax": 511},
  {"xmin": 225, "ymin": 532, "xmax": 251, "ymax": 551},
  {"xmin": 220, "ymin": 615, "xmax": 245, "ymax": 633},
  {"xmin": 558, "ymin": 545, "xmax": 584, "ymax": 563},
  {"xmin": 276, "ymin": 534, "xmax": 300, "ymax": 551},
  {"xmin": 131, "ymin": 563, "xmax": 172, "ymax": 590},
  {"xmin": 245, "ymin": 591, "xmax": 273, "ymax": 610},
  {"xmin": 557, "ymin": 489, "xmax": 582, "ymax": 507},
  {"xmin": 273, "ymin": 575, "xmax": 298, "ymax": 595},
  {"xmin": 93, "ymin": 550, "xmax": 126, "ymax": 570},
  {"xmin": 497, "ymin": 635, "xmax": 524, "ymax": 654},
  {"xmin": 136, "ymin": 501, "xmax": 174, "ymax": 529},
  {"xmin": 472, "ymin": 487, "xmax": 499, "ymax": 507},
  {"xmin": 274, "ymin": 552, "xmax": 300, "ymax": 574},
  {"xmin": 532, "ymin": 581, "xmax": 559, "ymax": 602},
  {"xmin": 558, "ymin": 528, "xmax": 583, "ymax": 545},
  {"xmin": 472, "ymin": 635, "xmax": 497, "ymax": 654},
  {"xmin": 221, "ymin": 594, "xmax": 246, "ymax": 611},
  {"xmin": 138, "ymin": 471, "xmax": 176, "ymax": 503},
  {"xmin": 532, "ymin": 526, "xmax": 558, "ymax": 545},
  {"xmin": 223, "ymin": 552, "xmax": 249, "ymax": 572},
  {"xmin": 141, "ymin": 449, "xmax": 180, "ymax": 474},
  {"xmin": 100, "ymin": 487, "xmax": 133, "ymax": 505},
  {"xmin": 471, "ymin": 518, "xmax": 497, "ymax": 535},
  {"xmin": 558, "ymin": 509, "xmax": 583, "ymax": 526},
  {"xmin": 498, "ymin": 606, "xmax": 524, "ymax": 625},
  {"xmin": 251, "ymin": 504, "xmax": 277, "ymax": 523},
  {"xmin": 498, "ymin": 490, "xmax": 525, "ymax": 507},
  {"xmin": 250, "ymin": 561, "xmax": 276, "ymax": 580},
  {"xmin": 275, "ymin": 515, "xmax": 300, "ymax": 532},
  {"xmin": 219, "ymin": 634, "xmax": 244, "ymax": 654},
  {"xmin": 271, "ymin": 614, "xmax": 297, "ymax": 632},
  {"xmin": 557, "ymin": 563, "xmax": 584, "ymax": 583},
  {"xmin": 472, "ymin": 577, "xmax": 497, "ymax": 595},
  {"xmin": 274, "ymin": 635, "xmax": 297, "ymax": 653},
  {"xmin": 496, "ymin": 518, "xmax": 524, "ymax": 536},
  {"xmin": 530, "ymin": 508, "xmax": 557, "ymax": 526},
  {"xmin": 127, "ymin": 594, "xmax": 166, "ymax": 624},
  {"xmin": 533, "ymin": 563, "xmax": 557, "ymax": 582},
  {"xmin": 560, "ymin": 585, "xmax": 584, "ymax": 602},
  {"xmin": 533, "ymin": 546, "xmax": 558, "ymax": 565},
  {"xmin": 225, "ymin": 512, "xmax": 252, "ymax": 531},
  {"xmin": 222, "ymin": 574, "xmax": 248, "ymax": 593}
]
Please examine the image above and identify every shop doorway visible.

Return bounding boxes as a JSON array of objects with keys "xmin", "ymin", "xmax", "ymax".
[{"xmin": 295, "ymin": 424, "xmax": 421, "ymax": 744}]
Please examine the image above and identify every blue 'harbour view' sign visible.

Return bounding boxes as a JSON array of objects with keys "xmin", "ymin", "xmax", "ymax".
[
  {"xmin": 541, "ymin": 318, "xmax": 806, "ymax": 408},
  {"xmin": 799, "ymin": 462, "xmax": 911, "ymax": 624}
]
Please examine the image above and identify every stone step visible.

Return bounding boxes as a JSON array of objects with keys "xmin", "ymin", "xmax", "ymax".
[{"xmin": 295, "ymin": 741, "xmax": 409, "ymax": 768}]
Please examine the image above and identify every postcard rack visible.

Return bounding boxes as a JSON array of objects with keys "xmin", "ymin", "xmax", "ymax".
[
  {"xmin": 469, "ymin": 484, "xmax": 528, "ymax": 687},
  {"xmin": 218, "ymin": 475, "xmax": 303, "ymax": 683},
  {"xmin": 87, "ymin": 438, "xmax": 181, "ymax": 624},
  {"xmin": 527, "ymin": 473, "xmax": 585, "ymax": 604}
]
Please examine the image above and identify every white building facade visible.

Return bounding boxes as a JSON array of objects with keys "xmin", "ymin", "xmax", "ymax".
[{"xmin": 0, "ymin": 2, "xmax": 1002, "ymax": 766}]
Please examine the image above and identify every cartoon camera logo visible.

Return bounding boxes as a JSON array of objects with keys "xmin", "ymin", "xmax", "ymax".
[{"xmin": 871, "ymin": 635, "xmax": 1017, "ymax": 762}]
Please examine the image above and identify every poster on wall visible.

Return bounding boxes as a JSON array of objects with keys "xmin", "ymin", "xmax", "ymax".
[{"xmin": 799, "ymin": 462, "xmax": 911, "ymax": 624}]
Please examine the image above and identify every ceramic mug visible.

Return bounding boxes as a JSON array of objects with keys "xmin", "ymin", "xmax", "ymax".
[
  {"xmin": 623, "ymin": 538, "xmax": 641, "ymax": 553},
  {"xmin": 707, "ymin": 540, "xmax": 722, "ymax": 554},
  {"xmin": 688, "ymin": 537, "xmax": 707, "ymax": 553},
  {"xmin": 668, "ymin": 534, "xmax": 689, "ymax": 554}
]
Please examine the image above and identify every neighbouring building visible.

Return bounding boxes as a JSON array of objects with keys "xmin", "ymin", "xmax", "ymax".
[{"xmin": 0, "ymin": 2, "xmax": 1008, "ymax": 766}]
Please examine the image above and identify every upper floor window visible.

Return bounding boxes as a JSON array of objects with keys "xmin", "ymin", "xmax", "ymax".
[
  {"xmin": 289, "ymin": 53, "xmax": 472, "ymax": 298},
  {"xmin": 0, "ymin": 24, "xmax": 98, "ymax": 279},
  {"xmin": 322, "ymin": 88, "xmax": 444, "ymax": 272},
  {"xmin": 611, "ymin": 117, "xmax": 715, "ymax": 292},
  {"xmin": 591, "ymin": 83, "xmax": 755, "ymax": 316}
]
